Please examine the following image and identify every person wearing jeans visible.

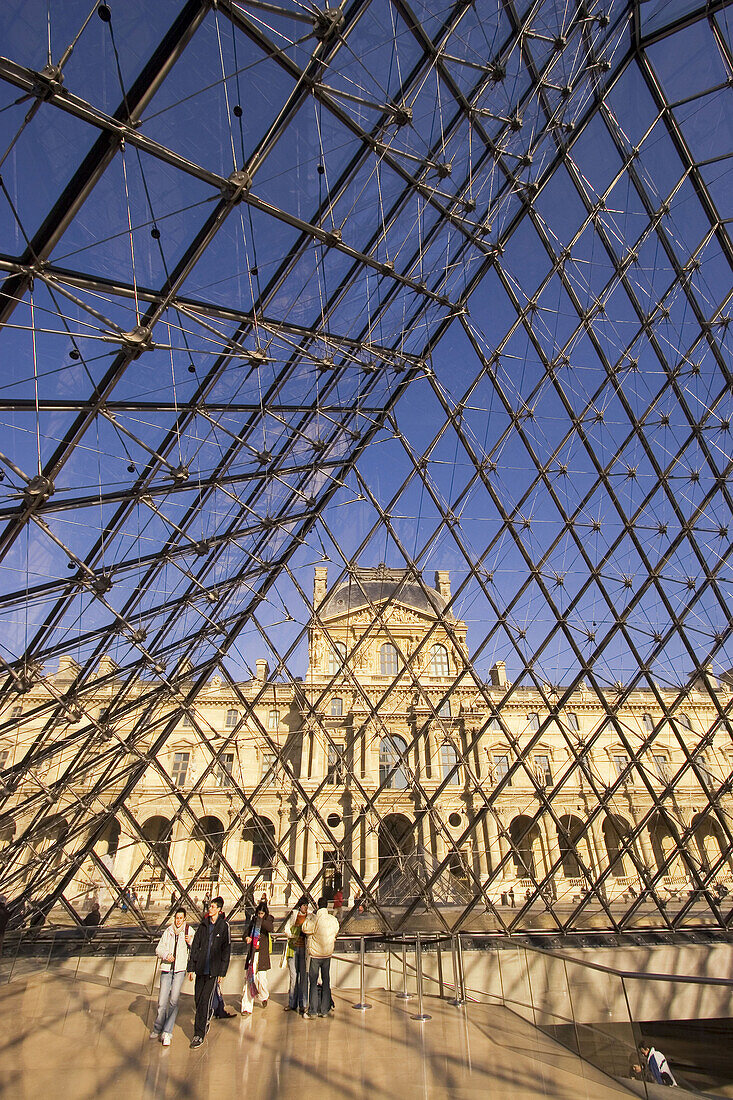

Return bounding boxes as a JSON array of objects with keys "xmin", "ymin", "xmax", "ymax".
[
  {"xmin": 302, "ymin": 897, "xmax": 339, "ymax": 1018},
  {"xmin": 285, "ymin": 897, "xmax": 309, "ymax": 1012},
  {"xmin": 151, "ymin": 907, "xmax": 193, "ymax": 1046},
  {"xmin": 187, "ymin": 896, "xmax": 232, "ymax": 1048}
]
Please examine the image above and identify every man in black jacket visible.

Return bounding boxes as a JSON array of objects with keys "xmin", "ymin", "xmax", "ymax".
[{"xmin": 187, "ymin": 896, "xmax": 231, "ymax": 1048}]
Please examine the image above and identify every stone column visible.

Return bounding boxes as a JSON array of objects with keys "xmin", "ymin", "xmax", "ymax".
[
  {"xmin": 497, "ymin": 819, "xmax": 513, "ymax": 878},
  {"xmin": 476, "ymin": 816, "xmax": 491, "ymax": 878},
  {"xmin": 486, "ymin": 814, "xmax": 501, "ymax": 877},
  {"xmin": 364, "ymin": 819, "xmax": 379, "ymax": 887},
  {"xmin": 629, "ymin": 804, "xmax": 656, "ymax": 874},
  {"xmin": 539, "ymin": 816, "xmax": 561, "ymax": 887}
]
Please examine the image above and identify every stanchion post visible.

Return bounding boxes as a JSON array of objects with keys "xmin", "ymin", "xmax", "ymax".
[
  {"xmin": 352, "ymin": 935, "xmax": 372, "ymax": 1011},
  {"xmin": 437, "ymin": 938, "xmax": 444, "ymax": 998},
  {"xmin": 410, "ymin": 933, "xmax": 431, "ymax": 1021},
  {"xmin": 396, "ymin": 934, "xmax": 411, "ymax": 1000},
  {"xmin": 456, "ymin": 933, "xmax": 466, "ymax": 1004},
  {"xmin": 447, "ymin": 935, "xmax": 463, "ymax": 1006}
]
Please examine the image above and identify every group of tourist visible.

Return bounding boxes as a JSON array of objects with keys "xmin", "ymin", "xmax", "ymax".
[{"xmin": 149, "ymin": 893, "xmax": 340, "ymax": 1049}]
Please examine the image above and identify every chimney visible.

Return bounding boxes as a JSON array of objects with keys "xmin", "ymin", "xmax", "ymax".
[
  {"xmin": 702, "ymin": 663, "xmax": 718, "ymax": 690},
  {"xmin": 56, "ymin": 655, "xmax": 80, "ymax": 681},
  {"xmin": 255, "ymin": 658, "xmax": 269, "ymax": 681},
  {"xmin": 489, "ymin": 661, "xmax": 507, "ymax": 687},
  {"xmin": 434, "ymin": 570, "xmax": 451, "ymax": 600},
  {"xmin": 314, "ymin": 565, "xmax": 328, "ymax": 607}
]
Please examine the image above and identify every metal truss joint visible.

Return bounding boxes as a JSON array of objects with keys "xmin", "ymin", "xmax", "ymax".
[
  {"xmin": 34, "ymin": 63, "xmax": 65, "ymax": 101},
  {"xmin": 120, "ymin": 326, "xmax": 155, "ymax": 358},
  {"xmin": 312, "ymin": 7, "xmax": 344, "ymax": 42},
  {"xmin": 23, "ymin": 475, "xmax": 54, "ymax": 506},
  {"xmin": 224, "ymin": 169, "xmax": 253, "ymax": 202}
]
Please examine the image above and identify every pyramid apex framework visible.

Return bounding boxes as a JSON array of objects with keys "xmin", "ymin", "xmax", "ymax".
[{"xmin": 0, "ymin": 0, "xmax": 731, "ymax": 934}]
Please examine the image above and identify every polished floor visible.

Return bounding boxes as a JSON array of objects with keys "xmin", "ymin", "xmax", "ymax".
[{"xmin": 0, "ymin": 972, "xmax": 637, "ymax": 1100}]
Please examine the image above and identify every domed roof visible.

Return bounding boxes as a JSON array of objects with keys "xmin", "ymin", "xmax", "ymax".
[{"xmin": 320, "ymin": 567, "xmax": 449, "ymax": 620}]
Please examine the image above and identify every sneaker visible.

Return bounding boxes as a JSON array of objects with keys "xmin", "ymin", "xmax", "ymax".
[
  {"xmin": 302, "ymin": 1012, "xmax": 312, "ymax": 1019},
  {"xmin": 149, "ymin": 1030, "xmax": 160, "ymax": 1040},
  {"xmin": 161, "ymin": 1034, "xmax": 171, "ymax": 1048},
  {"xmin": 241, "ymin": 1009, "xmax": 252, "ymax": 1016},
  {"xmin": 284, "ymin": 1005, "xmax": 293, "ymax": 1012},
  {"xmin": 318, "ymin": 1013, "xmax": 326, "ymax": 1018},
  {"xmin": 189, "ymin": 1036, "xmax": 204, "ymax": 1049},
  {"xmin": 261, "ymin": 999, "xmax": 268, "ymax": 1009}
]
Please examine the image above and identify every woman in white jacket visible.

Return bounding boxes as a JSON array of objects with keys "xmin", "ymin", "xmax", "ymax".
[{"xmin": 151, "ymin": 907, "xmax": 194, "ymax": 1046}]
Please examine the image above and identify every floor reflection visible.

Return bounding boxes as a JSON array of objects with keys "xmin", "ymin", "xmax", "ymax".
[{"xmin": 0, "ymin": 972, "xmax": 635, "ymax": 1099}]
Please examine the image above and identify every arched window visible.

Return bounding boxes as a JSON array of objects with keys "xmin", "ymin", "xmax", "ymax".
[
  {"xmin": 331, "ymin": 697, "xmax": 343, "ymax": 717},
  {"xmin": 194, "ymin": 816, "xmax": 225, "ymax": 880},
  {"xmin": 328, "ymin": 642, "xmax": 346, "ymax": 675},
  {"xmin": 380, "ymin": 735, "xmax": 408, "ymax": 789},
  {"xmin": 142, "ymin": 816, "xmax": 172, "ymax": 881},
  {"xmin": 243, "ymin": 816, "xmax": 276, "ymax": 882},
  {"xmin": 441, "ymin": 742, "xmax": 460, "ymax": 786},
  {"xmin": 380, "ymin": 643, "xmax": 398, "ymax": 676},
  {"xmin": 430, "ymin": 644, "xmax": 449, "ymax": 675}
]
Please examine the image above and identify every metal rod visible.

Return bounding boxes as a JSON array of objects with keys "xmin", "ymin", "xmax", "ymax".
[
  {"xmin": 352, "ymin": 935, "xmax": 372, "ymax": 1010},
  {"xmin": 410, "ymin": 933, "xmax": 431, "ymax": 1021},
  {"xmin": 396, "ymin": 934, "xmax": 411, "ymax": 999},
  {"xmin": 447, "ymin": 935, "xmax": 463, "ymax": 1006}
]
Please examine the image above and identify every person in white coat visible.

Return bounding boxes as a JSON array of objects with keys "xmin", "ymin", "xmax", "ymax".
[
  {"xmin": 639, "ymin": 1044, "xmax": 678, "ymax": 1087},
  {"xmin": 151, "ymin": 907, "xmax": 194, "ymax": 1046},
  {"xmin": 302, "ymin": 897, "xmax": 340, "ymax": 1018}
]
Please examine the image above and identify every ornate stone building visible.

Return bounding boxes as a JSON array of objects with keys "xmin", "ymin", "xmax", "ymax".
[{"xmin": 1, "ymin": 565, "xmax": 731, "ymax": 924}]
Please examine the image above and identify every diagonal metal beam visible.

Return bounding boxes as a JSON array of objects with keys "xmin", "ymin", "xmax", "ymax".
[{"xmin": 0, "ymin": 0, "xmax": 210, "ymax": 324}]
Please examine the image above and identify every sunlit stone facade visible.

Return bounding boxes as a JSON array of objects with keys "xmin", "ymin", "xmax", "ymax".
[{"xmin": 1, "ymin": 566, "xmax": 731, "ymax": 920}]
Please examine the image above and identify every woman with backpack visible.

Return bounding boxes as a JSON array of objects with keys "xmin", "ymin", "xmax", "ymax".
[
  {"xmin": 241, "ymin": 899, "xmax": 274, "ymax": 1013},
  {"xmin": 151, "ymin": 906, "xmax": 194, "ymax": 1046}
]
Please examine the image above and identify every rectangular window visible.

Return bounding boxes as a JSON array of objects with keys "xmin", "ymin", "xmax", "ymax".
[
  {"xmin": 267, "ymin": 709, "xmax": 280, "ymax": 730},
  {"xmin": 567, "ymin": 712, "xmax": 579, "ymax": 731},
  {"xmin": 182, "ymin": 711, "xmax": 193, "ymax": 727},
  {"xmin": 493, "ymin": 753, "xmax": 510, "ymax": 785},
  {"xmin": 225, "ymin": 708, "xmax": 238, "ymax": 728},
  {"xmin": 527, "ymin": 713, "xmax": 540, "ymax": 732},
  {"xmin": 613, "ymin": 754, "xmax": 630, "ymax": 782},
  {"xmin": 0, "ymin": 748, "xmax": 9, "ymax": 770},
  {"xmin": 326, "ymin": 743, "xmax": 345, "ymax": 784},
  {"xmin": 10, "ymin": 707, "xmax": 22, "ymax": 719},
  {"xmin": 698, "ymin": 756, "xmax": 716, "ymax": 789},
  {"xmin": 441, "ymin": 743, "xmax": 460, "ymax": 786},
  {"xmin": 534, "ymin": 754, "xmax": 553, "ymax": 788},
  {"xmin": 653, "ymin": 754, "xmax": 670, "ymax": 783},
  {"xmin": 261, "ymin": 751, "xmax": 276, "ymax": 779},
  {"xmin": 330, "ymin": 697, "xmax": 343, "ymax": 717},
  {"xmin": 171, "ymin": 751, "xmax": 190, "ymax": 787},
  {"xmin": 215, "ymin": 752, "xmax": 234, "ymax": 787},
  {"xmin": 643, "ymin": 713, "xmax": 654, "ymax": 734}
]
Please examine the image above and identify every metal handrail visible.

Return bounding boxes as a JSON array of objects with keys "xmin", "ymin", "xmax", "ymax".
[{"xmin": 511, "ymin": 941, "xmax": 733, "ymax": 988}]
